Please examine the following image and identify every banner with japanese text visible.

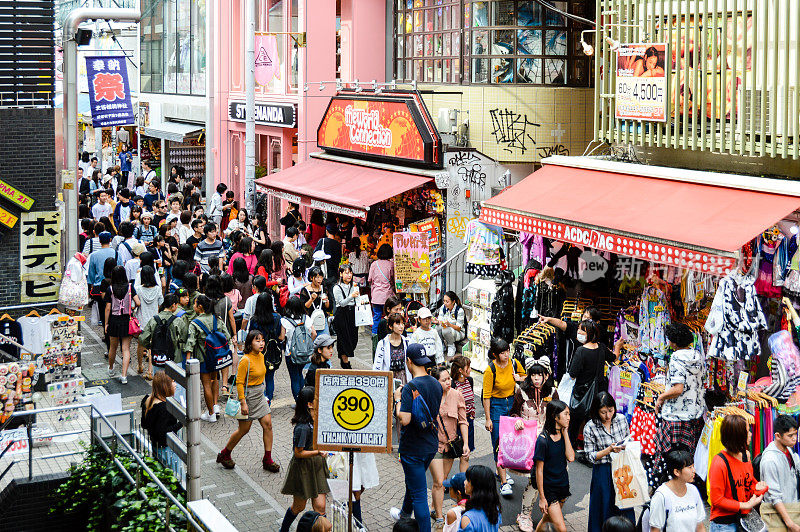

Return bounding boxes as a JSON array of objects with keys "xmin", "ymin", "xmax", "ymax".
[
  {"xmin": 393, "ymin": 231, "xmax": 430, "ymax": 294},
  {"xmin": 85, "ymin": 55, "xmax": 135, "ymax": 128},
  {"xmin": 20, "ymin": 211, "xmax": 61, "ymax": 303}
]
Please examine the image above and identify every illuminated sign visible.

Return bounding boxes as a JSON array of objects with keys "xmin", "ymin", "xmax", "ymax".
[{"xmin": 317, "ymin": 91, "xmax": 443, "ymax": 169}]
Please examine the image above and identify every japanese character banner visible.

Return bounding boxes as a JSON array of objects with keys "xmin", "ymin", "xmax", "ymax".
[
  {"xmin": 393, "ymin": 232, "xmax": 430, "ymax": 294},
  {"xmin": 85, "ymin": 55, "xmax": 135, "ymax": 128},
  {"xmin": 20, "ymin": 211, "xmax": 61, "ymax": 303}
]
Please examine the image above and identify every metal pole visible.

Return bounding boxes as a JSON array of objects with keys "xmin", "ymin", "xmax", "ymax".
[
  {"xmin": 26, "ymin": 418, "xmax": 33, "ymax": 480},
  {"xmin": 185, "ymin": 358, "xmax": 201, "ymax": 501},
  {"xmin": 244, "ymin": 0, "xmax": 256, "ymax": 214},
  {"xmin": 347, "ymin": 450, "xmax": 354, "ymax": 532},
  {"xmin": 62, "ymin": 7, "xmax": 142, "ymax": 259},
  {"xmin": 205, "ymin": 0, "xmax": 215, "ymax": 204}
]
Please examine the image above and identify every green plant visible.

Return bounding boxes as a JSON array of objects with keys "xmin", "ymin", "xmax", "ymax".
[
  {"xmin": 255, "ymin": 165, "xmax": 268, "ymax": 179},
  {"xmin": 51, "ymin": 443, "xmax": 187, "ymax": 532}
]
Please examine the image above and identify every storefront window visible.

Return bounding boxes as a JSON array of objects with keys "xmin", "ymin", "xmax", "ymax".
[
  {"xmin": 394, "ymin": 0, "xmax": 591, "ymax": 86},
  {"xmin": 140, "ymin": 0, "xmax": 164, "ymax": 92}
]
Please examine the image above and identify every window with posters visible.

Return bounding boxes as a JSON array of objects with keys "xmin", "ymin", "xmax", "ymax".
[{"xmin": 615, "ymin": 43, "xmax": 668, "ymax": 122}]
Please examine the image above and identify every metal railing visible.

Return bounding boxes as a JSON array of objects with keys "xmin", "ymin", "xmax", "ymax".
[
  {"xmin": 0, "ymin": 92, "xmax": 54, "ymax": 110},
  {"xmin": 330, "ymin": 499, "xmax": 368, "ymax": 532},
  {"xmin": 430, "ymin": 246, "xmax": 467, "ymax": 305}
]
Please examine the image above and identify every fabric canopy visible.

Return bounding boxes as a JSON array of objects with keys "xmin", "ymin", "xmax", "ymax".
[
  {"xmin": 142, "ymin": 122, "xmax": 204, "ymax": 142},
  {"xmin": 255, "ymin": 158, "xmax": 431, "ymax": 219},
  {"xmin": 480, "ymin": 164, "xmax": 800, "ymax": 274}
]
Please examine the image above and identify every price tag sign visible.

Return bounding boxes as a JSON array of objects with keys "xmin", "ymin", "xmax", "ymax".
[{"xmin": 737, "ymin": 371, "xmax": 749, "ymax": 397}]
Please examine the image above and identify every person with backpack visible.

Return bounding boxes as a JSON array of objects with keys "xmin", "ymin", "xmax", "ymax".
[
  {"xmin": 533, "ymin": 400, "xmax": 574, "ymax": 532},
  {"xmin": 185, "ymin": 294, "xmax": 232, "ymax": 423},
  {"xmin": 435, "ymin": 291, "xmax": 466, "ymax": 360},
  {"xmin": 481, "ymin": 337, "xmax": 525, "ymax": 497},
  {"xmin": 390, "ymin": 343, "xmax": 442, "ymax": 532},
  {"xmin": 135, "ymin": 211, "xmax": 158, "ymax": 247},
  {"xmin": 134, "ymin": 265, "xmax": 164, "ymax": 380},
  {"xmin": 248, "ymin": 293, "xmax": 285, "ymax": 402},
  {"xmin": 708, "ymin": 414, "xmax": 767, "ymax": 532},
  {"xmin": 649, "ymin": 449, "xmax": 706, "ymax": 532},
  {"xmin": 139, "ymin": 294, "xmax": 185, "ymax": 369},
  {"xmin": 282, "ymin": 296, "xmax": 316, "ymax": 400},
  {"xmin": 374, "ymin": 313, "xmax": 412, "ymax": 383},
  {"xmin": 332, "ymin": 264, "xmax": 359, "ymax": 369},
  {"xmin": 759, "ymin": 414, "xmax": 800, "ymax": 531},
  {"xmin": 105, "ymin": 265, "xmax": 140, "ymax": 384},
  {"xmin": 411, "ymin": 307, "xmax": 444, "ymax": 365},
  {"xmin": 216, "ymin": 330, "xmax": 281, "ymax": 473},
  {"xmin": 299, "ymin": 267, "xmax": 331, "ymax": 335}
]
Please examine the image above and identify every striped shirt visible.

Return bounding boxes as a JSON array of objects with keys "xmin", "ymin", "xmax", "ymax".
[
  {"xmin": 453, "ymin": 378, "xmax": 475, "ymax": 419},
  {"xmin": 194, "ymin": 238, "xmax": 225, "ymax": 273}
]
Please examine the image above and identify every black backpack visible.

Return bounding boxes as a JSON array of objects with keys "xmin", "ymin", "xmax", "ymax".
[
  {"xmin": 256, "ymin": 319, "xmax": 283, "ymax": 371},
  {"xmin": 150, "ymin": 315, "xmax": 177, "ymax": 367}
]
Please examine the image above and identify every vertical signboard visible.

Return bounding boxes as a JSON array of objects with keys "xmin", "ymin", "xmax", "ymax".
[
  {"xmin": 85, "ymin": 55, "xmax": 135, "ymax": 127},
  {"xmin": 393, "ymin": 231, "xmax": 430, "ymax": 294},
  {"xmin": 19, "ymin": 211, "xmax": 61, "ymax": 303}
]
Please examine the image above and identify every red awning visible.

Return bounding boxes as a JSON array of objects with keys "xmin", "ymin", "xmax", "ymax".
[
  {"xmin": 255, "ymin": 158, "xmax": 431, "ymax": 219},
  {"xmin": 480, "ymin": 164, "xmax": 800, "ymax": 274}
]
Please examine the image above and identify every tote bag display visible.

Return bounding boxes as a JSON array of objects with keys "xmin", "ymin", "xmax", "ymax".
[
  {"xmin": 611, "ymin": 440, "xmax": 650, "ymax": 509},
  {"xmin": 497, "ymin": 416, "xmax": 538, "ymax": 472}
]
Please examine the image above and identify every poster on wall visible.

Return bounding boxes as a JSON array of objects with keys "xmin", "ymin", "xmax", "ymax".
[
  {"xmin": 409, "ymin": 217, "xmax": 440, "ymax": 250},
  {"xmin": 615, "ymin": 43, "xmax": 669, "ymax": 122},
  {"xmin": 393, "ymin": 231, "xmax": 430, "ymax": 294},
  {"xmin": 19, "ymin": 211, "xmax": 61, "ymax": 303},
  {"xmin": 85, "ymin": 55, "xmax": 135, "ymax": 128}
]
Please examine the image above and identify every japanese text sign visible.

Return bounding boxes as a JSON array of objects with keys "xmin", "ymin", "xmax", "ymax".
[
  {"xmin": 0, "ymin": 179, "xmax": 33, "ymax": 211},
  {"xmin": 409, "ymin": 217, "xmax": 441, "ymax": 250},
  {"xmin": 20, "ymin": 211, "xmax": 61, "ymax": 303},
  {"xmin": 393, "ymin": 231, "xmax": 430, "ymax": 294},
  {"xmin": 85, "ymin": 55, "xmax": 135, "ymax": 128},
  {"xmin": 0, "ymin": 206, "xmax": 18, "ymax": 229},
  {"xmin": 314, "ymin": 370, "xmax": 392, "ymax": 453},
  {"xmin": 615, "ymin": 43, "xmax": 669, "ymax": 122}
]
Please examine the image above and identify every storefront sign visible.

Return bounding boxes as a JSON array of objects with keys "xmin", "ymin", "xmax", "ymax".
[
  {"xmin": 393, "ymin": 231, "xmax": 430, "ymax": 294},
  {"xmin": 309, "ymin": 199, "xmax": 366, "ymax": 220},
  {"xmin": 615, "ymin": 43, "xmax": 668, "ymax": 122},
  {"xmin": 228, "ymin": 101, "xmax": 297, "ymax": 128},
  {"xmin": 260, "ymin": 186, "xmax": 301, "ymax": 204},
  {"xmin": 0, "ymin": 206, "xmax": 18, "ymax": 229},
  {"xmin": 0, "ymin": 428, "xmax": 29, "ymax": 455},
  {"xmin": 0, "ymin": 179, "xmax": 33, "ymax": 210},
  {"xmin": 19, "ymin": 211, "xmax": 61, "ymax": 303},
  {"xmin": 317, "ymin": 92, "xmax": 443, "ymax": 168},
  {"xmin": 85, "ymin": 55, "xmax": 136, "ymax": 128},
  {"xmin": 409, "ymin": 217, "xmax": 440, "ymax": 250},
  {"xmin": 314, "ymin": 369, "xmax": 392, "ymax": 453}
]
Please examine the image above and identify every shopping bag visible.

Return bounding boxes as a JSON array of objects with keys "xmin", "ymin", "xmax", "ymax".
[
  {"xmin": 90, "ymin": 301, "xmax": 100, "ymax": 327},
  {"xmin": 496, "ymin": 416, "xmax": 538, "ymax": 472},
  {"xmin": 557, "ymin": 375, "xmax": 575, "ymax": 403},
  {"xmin": 354, "ymin": 295, "xmax": 373, "ymax": 327},
  {"xmin": 611, "ymin": 440, "xmax": 650, "ymax": 509},
  {"xmin": 326, "ymin": 452, "xmax": 347, "ymax": 479}
]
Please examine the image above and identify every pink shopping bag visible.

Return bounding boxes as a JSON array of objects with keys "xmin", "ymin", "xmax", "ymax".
[{"xmin": 497, "ymin": 416, "xmax": 538, "ymax": 472}]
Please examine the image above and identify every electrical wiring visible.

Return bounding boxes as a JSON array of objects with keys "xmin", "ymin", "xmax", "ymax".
[{"xmin": 531, "ymin": 0, "xmax": 596, "ymax": 27}]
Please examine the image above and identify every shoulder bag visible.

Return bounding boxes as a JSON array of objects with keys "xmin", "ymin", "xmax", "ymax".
[
  {"xmin": 719, "ymin": 452, "xmax": 767, "ymax": 532},
  {"xmin": 225, "ymin": 358, "xmax": 250, "ymax": 418},
  {"xmin": 439, "ymin": 412, "xmax": 464, "ymax": 458}
]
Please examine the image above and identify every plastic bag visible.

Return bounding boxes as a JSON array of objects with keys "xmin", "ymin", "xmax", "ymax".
[
  {"xmin": 354, "ymin": 295, "xmax": 373, "ymax": 327},
  {"xmin": 90, "ymin": 301, "xmax": 100, "ymax": 326},
  {"xmin": 326, "ymin": 452, "xmax": 347, "ymax": 479},
  {"xmin": 557, "ymin": 375, "xmax": 575, "ymax": 403},
  {"xmin": 497, "ymin": 416, "xmax": 538, "ymax": 472},
  {"xmin": 611, "ymin": 440, "xmax": 650, "ymax": 509}
]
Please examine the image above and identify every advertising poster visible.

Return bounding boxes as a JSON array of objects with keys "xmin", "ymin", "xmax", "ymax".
[
  {"xmin": 85, "ymin": 55, "xmax": 135, "ymax": 128},
  {"xmin": 19, "ymin": 211, "xmax": 61, "ymax": 303},
  {"xmin": 393, "ymin": 231, "xmax": 430, "ymax": 294},
  {"xmin": 409, "ymin": 217, "xmax": 441, "ymax": 250},
  {"xmin": 615, "ymin": 43, "xmax": 668, "ymax": 122}
]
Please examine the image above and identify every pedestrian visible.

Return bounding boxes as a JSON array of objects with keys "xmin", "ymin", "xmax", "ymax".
[
  {"xmin": 565, "ymin": 320, "xmax": 622, "ymax": 447},
  {"xmin": 296, "ymin": 511, "xmax": 333, "ymax": 532},
  {"xmin": 308, "ymin": 209, "xmax": 326, "ymax": 248},
  {"xmin": 206, "ymin": 274, "xmax": 240, "ymax": 393},
  {"xmin": 115, "ymin": 222, "xmax": 139, "ymax": 265},
  {"xmin": 708, "ymin": 414, "xmax": 766, "ymax": 531},
  {"xmin": 279, "ymin": 386, "xmax": 330, "ymax": 532},
  {"xmin": 314, "ymin": 224, "xmax": 342, "ymax": 282},
  {"xmin": 300, "ymin": 267, "xmax": 331, "ymax": 335},
  {"xmin": 305, "ymin": 334, "xmax": 334, "ymax": 387},
  {"xmin": 442, "ymin": 472, "xmax": 468, "ymax": 532},
  {"xmin": 141, "ymin": 371, "xmax": 182, "ymax": 466},
  {"xmin": 376, "ymin": 296, "xmax": 404, "ymax": 342},
  {"xmin": 583, "ymin": 392, "xmax": 634, "ymax": 531},
  {"xmin": 247, "ymin": 292, "xmax": 284, "ymax": 401},
  {"xmin": 283, "ymin": 226, "xmax": 302, "ymax": 265},
  {"xmin": 601, "ymin": 516, "xmax": 634, "ymax": 532},
  {"xmin": 113, "ymin": 189, "xmax": 133, "ymax": 227},
  {"xmin": 119, "ymin": 142, "xmax": 132, "ymax": 186},
  {"xmin": 758, "ymin": 414, "xmax": 800, "ymax": 531},
  {"xmin": 221, "ymin": 272, "xmax": 243, "ymax": 312},
  {"xmin": 135, "ymin": 211, "xmax": 158, "ymax": 247},
  {"xmin": 134, "ymin": 265, "xmax": 163, "ymax": 380},
  {"xmin": 194, "ymin": 223, "xmax": 226, "ymax": 274},
  {"xmin": 138, "ymin": 294, "xmax": 186, "ymax": 368},
  {"xmin": 142, "ymin": 159, "xmax": 157, "ymax": 185},
  {"xmin": 533, "ymin": 400, "xmax": 574, "ymax": 532},
  {"xmin": 368, "ymin": 244, "xmax": 395, "ymax": 334},
  {"xmin": 87, "ymin": 231, "xmax": 116, "ymax": 313},
  {"xmin": 229, "ymin": 236, "xmax": 258, "ymax": 275},
  {"xmin": 225, "ymin": 207, "xmax": 252, "ymax": 237},
  {"xmin": 348, "ymin": 237, "xmax": 369, "ymax": 290},
  {"xmin": 105, "ymin": 265, "xmax": 140, "ymax": 384},
  {"xmin": 481, "ymin": 337, "xmax": 525, "ymax": 497},
  {"xmin": 185, "ymin": 294, "xmax": 231, "ymax": 422},
  {"xmin": 373, "ymin": 313, "xmax": 411, "ymax": 384},
  {"xmin": 242, "ymin": 275, "xmax": 266, "ymax": 331},
  {"xmin": 458, "ymin": 465, "xmax": 502, "ymax": 532},
  {"xmin": 450, "ymin": 356, "xmax": 475, "ymax": 465},
  {"xmin": 92, "ymin": 188, "xmax": 113, "ymax": 220},
  {"xmin": 411, "ymin": 307, "xmax": 444, "ymax": 364},
  {"xmin": 394, "ymin": 517, "xmax": 420, "ymax": 532},
  {"xmin": 288, "ymin": 257, "xmax": 307, "ymax": 296},
  {"xmin": 430, "ymin": 365, "xmax": 470, "ymax": 529},
  {"xmin": 253, "ymin": 214, "xmax": 271, "ymax": 256},
  {"xmin": 390, "ymin": 343, "xmax": 442, "ymax": 532},
  {"xmin": 216, "ymin": 330, "xmax": 280, "ymax": 472},
  {"xmin": 510, "ymin": 357, "xmax": 556, "ymax": 532},
  {"xmin": 230, "ymin": 258, "xmax": 253, "ymax": 309},
  {"xmin": 271, "ymin": 240, "xmax": 286, "ymax": 278},
  {"xmin": 282, "ymin": 296, "xmax": 315, "ymax": 400},
  {"xmin": 538, "ymin": 306, "xmax": 603, "ymax": 378},
  {"xmin": 279, "ymin": 202, "xmax": 302, "ymax": 234},
  {"xmin": 332, "ymin": 264, "xmax": 359, "ymax": 369},
  {"xmin": 434, "ymin": 292, "xmax": 466, "ymax": 361},
  {"xmin": 83, "ymin": 221, "xmax": 105, "ymax": 256},
  {"xmin": 654, "ymin": 323, "xmax": 706, "ymax": 482},
  {"xmin": 649, "ymin": 449, "xmax": 706, "ymax": 532}
]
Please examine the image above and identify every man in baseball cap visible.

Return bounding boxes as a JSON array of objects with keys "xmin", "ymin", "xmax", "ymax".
[
  {"xmin": 410, "ymin": 307, "xmax": 444, "ymax": 365},
  {"xmin": 390, "ymin": 342, "xmax": 443, "ymax": 529}
]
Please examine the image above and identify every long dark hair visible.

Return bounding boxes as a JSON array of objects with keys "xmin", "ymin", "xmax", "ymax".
[
  {"xmin": 487, "ymin": 337, "xmax": 510, "ymax": 361},
  {"xmin": 292, "ymin": 386, "xmax": 315, "ymax": 425},
  {"xmin": 252, "ymin": 292, "xmax": 276, "ymax": 328},
  {"xmin": 270, "ymin": 241, "xmax": 284, "ymax": 272},
  {"xmin": 349, "ymin": 237, "xmax": 361, "ymax": 259},
  {"xmin": 231, "ymin": 257, "xmax": 250, "ymax": 284},
  {"xmin": 102, "ymin": 257, "xmax": 117, "ymax": 281},
  {"xmin": 139, "ymin": 266, "xmax": 157, "ymax": 288},
  {"xmin": 110, "ymin": 266, "xmax": 129, "ymax": 300},
  {"xmin": 256, "ymin": 249, "xmax": 274, "ymax": 276},
  {"xmin": 589, "ymin": 391, "xmax": 617, "ymax": 425},
  {"xmin": 464, "ymin": 465, "xmax": 501, "ymax": 525},
  {"xmin": 244, "ymin": 330, "xmax": 264, "ymax": 355},
  {"xmin": 204, "ymin": 274, "xmax": 224, "ymax": 302},
  {"xmin": 140, "ymin": 251, "xmax": 155, "ymax": 271},
  {"xmin": 284, "ymin": 296, "xmax": 305, "ymax": 320},
  {"xmin": 239, "ymin": 236, "xmax": 254, "ymax": 255},
  {"xmin": 177, "ymin": 244, "xmax": 196, "ymax": 270},
  {"xmin": 543, "ymin": 399, "xmax": 569, "ymax": 436}
]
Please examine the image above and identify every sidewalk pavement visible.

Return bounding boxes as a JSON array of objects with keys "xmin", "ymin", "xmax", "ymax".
[{"xmin": 80, "ymin": 321, "xmax": 592, "ymax": 532}]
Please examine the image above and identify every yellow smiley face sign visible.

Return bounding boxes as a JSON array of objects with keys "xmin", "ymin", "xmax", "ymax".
[{"xmin": 332, "ymin": 388, "xmax": 374, "ymax": 431}]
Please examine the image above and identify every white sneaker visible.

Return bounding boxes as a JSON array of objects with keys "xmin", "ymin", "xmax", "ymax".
[
  {"xmin": 506, "ymin": 476, "xmax": 515, "ymax": 486},
  {"xmin": 447, "ymin": 345, "xmax": 456, "ymax": 359},
  {"xmin": 213, "ymin": 404, "xmax": 220, "ymax": 415},
  {"xmin": 500, "ymin": 482, "xmax": 513, "ymax": 497},
  {"xmin": 118, "ymin": 375, "xmax": 127, "ymax": 384},
  {"xmin": 107, "ymin": 367, "xmax": 116, "ymax": 378},
  {"xmin": 390, "ymin": 507, "xmax": 407, "ymax": 522},
  {"xmin": 200, "ymin": 412, "xmax": 217, "ymax": 423}
]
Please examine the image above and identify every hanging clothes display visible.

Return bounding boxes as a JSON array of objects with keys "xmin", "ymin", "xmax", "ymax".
[
  {"xmin": 463, "ymin": 219, "xmax": 504, "ymax": 277},
  {"xmin": 638, "ymin": 285, "xmax": 671, "ymax": 355},
  {"xmin": 705, "ymin": 271, "xmax": 768, "ymax": 361},
  {"xmin": 0, "ymin": 315, "xmax": 22, "ymax": 359},
  {"xmin": 755, "ymin": 232, "xmax": 784, "ymax": 298},
  {"xmin": 518, "ymin": 232, "xmax": 547, "ymax": 269},
  {"xmin": 783, "ymin": 233, "xmax": 800, "ymax": 298},
  {"xmin": 490, "ymin": 270, "xmax": 516, "ymax": 343}
]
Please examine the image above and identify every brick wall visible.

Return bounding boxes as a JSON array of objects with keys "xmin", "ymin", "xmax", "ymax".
[
  {"xmin": 0, "ymin": 472, "xmax": 84, "ymax": 531},
  {"xmin": 0, "ymin": 108, "xmax": 57, "ymax": 310}
]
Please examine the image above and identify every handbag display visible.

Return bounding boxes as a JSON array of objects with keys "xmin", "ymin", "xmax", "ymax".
[
  {"xmin": 439, "ymin": 413, "xmax": 464, "ymax": 458},
  {"xmin": 128, "ymin": 316, "xmax": 142, "ymax": 336}
]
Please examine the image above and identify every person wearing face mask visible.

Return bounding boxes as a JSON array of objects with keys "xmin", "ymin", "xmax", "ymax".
[
  {"xmin": 539, "ymin": 306, "xmax": 603, "ymax": 378},
  {"xmin": 566, "ymin": 320, "xmax": 623, "ymax": 448}
]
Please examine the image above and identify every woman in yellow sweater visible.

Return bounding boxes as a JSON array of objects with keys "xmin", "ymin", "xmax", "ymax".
[
  {"xmin": 482, "ymin": 337, "xmax": 526, "ymax": 497},
  {"xmin": 217, "ymin": 330, "xmax": 280, "ymax": 472}
]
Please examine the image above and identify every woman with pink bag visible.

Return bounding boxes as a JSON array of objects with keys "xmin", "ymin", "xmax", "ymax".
[
  {"xmin": 509, "ymin": 357, "xmax": 558, "ymax": 532},
  {"xmin": 104, "ymin": 265, "xmax": 140, "ymax": 384}
]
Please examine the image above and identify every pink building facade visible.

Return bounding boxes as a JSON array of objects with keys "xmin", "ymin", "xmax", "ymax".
[{"xmin": 212, "ymin": 0, "xmax": 387, "ymax": 237}]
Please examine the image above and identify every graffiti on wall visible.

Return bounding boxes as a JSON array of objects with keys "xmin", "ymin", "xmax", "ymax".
[
  {"xmin": 457, "ymin": 164, "xmax": 487, "ymax": 191},
  {"xmin": 536, "ymin": 144, "xmax": 570, "ymax": 158},
  {"xmin": 489, "ymin": 108, "xmax": 540, "ymax": 154},
  {"xmin": 446, "ymin": 211, "xmax": 470, "ymax": 239}
]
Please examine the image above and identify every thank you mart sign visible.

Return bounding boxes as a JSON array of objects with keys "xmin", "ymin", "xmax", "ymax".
[{"xmin": 228, "ymin": 101, "xmax": 297, "ymax": 128}]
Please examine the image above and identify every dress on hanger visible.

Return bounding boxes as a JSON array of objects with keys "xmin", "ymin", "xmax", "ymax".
[
  {"xmin": 705, "ymin": 271, "xmax": 768, "ymax": 361},
  {"xmin": 463, "ymin": 219, "xmax": 504, "ymax": 277},
  {"xmin": 638, "ymin": 285, "xmax": 671, "ymax": 355}
]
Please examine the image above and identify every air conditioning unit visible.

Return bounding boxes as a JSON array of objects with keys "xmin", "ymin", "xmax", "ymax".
[
  {"xmin": 437, "ymin": 108, "xmax": 458, "ymax": 134},
  {"xmin": 739, "ymin": 86, "xmax": 796, "ymax": 139}
]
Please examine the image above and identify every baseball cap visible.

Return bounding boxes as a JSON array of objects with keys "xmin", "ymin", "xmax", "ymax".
[
  {"xmin": 312, "ymin": 249, "xmax": 331, "ymax": 262},
  {"xmin": 313, "ymin": 334, "xmax": 335, "ymax": 349},
  {"xmin": 296, "ymin": 511, "xmax": 322, "ymax": 532},
  {"xmin": 98, "ymin": 231, "xmax": 113, "ymax": 244},
  {"xmin": 417, "ymin": 307, "xmax": 432, "ymax": 319},
  {"xmin": 406, "ymin": 343, "xmax": 431, "ymax": 366},
  {"xmin": 325, "ymin": 223, "xmax": 338, "ymax": 234},
  {"xmin": 443, "ymin": 472, "xmax": 466, "ymax": 494}
]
